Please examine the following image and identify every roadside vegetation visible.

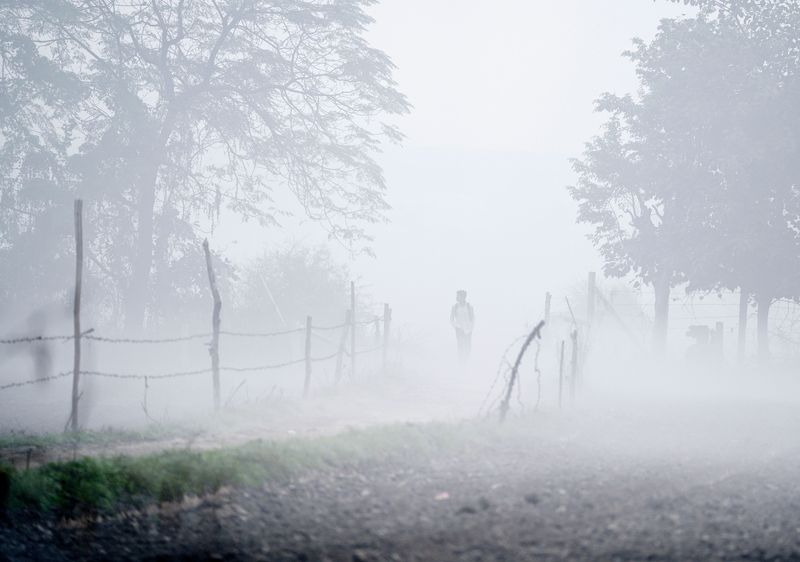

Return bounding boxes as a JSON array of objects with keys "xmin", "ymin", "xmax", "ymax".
[
  {"xmin": 0, "ymin": 420, "xmax": 499, "ymax": 519},
  {"xmin": 0, "ymin": 425, "xmax": 191, "ymax": 452}
]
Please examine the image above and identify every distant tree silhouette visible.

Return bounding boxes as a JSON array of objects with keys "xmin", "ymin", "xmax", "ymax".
[
  {"xmin": 0, "ymin": 1, "xmax": 408, "ymax": 330},
  {"xmin": 571, "ymin": 4, "xmax": 800, "ymax": 359}
]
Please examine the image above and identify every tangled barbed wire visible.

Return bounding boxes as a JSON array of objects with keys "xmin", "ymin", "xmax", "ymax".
[{"xmin": 0, "ymin": 314, "xmax": 385, "ymax": 394}]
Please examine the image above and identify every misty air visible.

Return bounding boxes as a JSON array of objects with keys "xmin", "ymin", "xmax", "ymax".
[{"xmin": 2, "ymin": 1, "xmax": 800, "ymax": 561}]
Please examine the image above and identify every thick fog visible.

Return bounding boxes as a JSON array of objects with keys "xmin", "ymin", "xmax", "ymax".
[
  {"xmin": 2, "ymin": 0, "xmax": 799, "ymax": 430},
  {"xmin": 2, "ymin": 1, "xmax": 800, "ymax": 552},
  {"xmin": 3, "ymin": 1, "xmax": 800, "ymax": 559}
]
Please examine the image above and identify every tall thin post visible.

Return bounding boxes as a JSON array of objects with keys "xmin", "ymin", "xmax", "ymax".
[
  {"xmin": 335, "ymin": 310, "xmax": 351, "ymax": 383},
  {"xmin": 558, "ymin": 340, "xmax": 565, "ymax": 409},
  {"xmin": 382, "ymin": 304, "xmax": 392, "ymax": 376},
  {"xmin": 350, "ymin": 281, "xmax": 356, "ymax": 378},
  {"xmin": 70, "ymin": 199, "xmax": 84, "ymax": 432},
  {"xmin": 544, "ymin": 292, "xmax": 552, "ymax": 326},
  {"xmin": 587, "ymin": 272, "xmax": 596, "ymax": 326},
  {"xmin": 738, "ymin": 288, "xmax": 748, "ymax": 363},
  {"xmin": 757, "ymin": 296, "xmax": 771, "ymax": 364},
  {"xmin": 203, "ymin": 239, "xmax": 221, "ymax": 411},
  {"xmin": 570, "ymin": 329, "xmax": 578, "ymax": 401},
  {"xmin": 303, "ymin": 316, "xmax": 312, "ymax": 398}
]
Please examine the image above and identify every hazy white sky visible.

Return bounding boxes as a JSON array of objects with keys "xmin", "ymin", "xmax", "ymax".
[
  {"xmin": 216, "ymin": 0, "xmax": 694, "ymax": 356},
  {"xmin": 367, "ymin": 0, "xmax": 691, "ymax": 154}
]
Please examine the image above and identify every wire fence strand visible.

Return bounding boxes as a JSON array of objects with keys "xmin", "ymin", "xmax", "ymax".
[
  {"xmin": 220, "ymin": 328, "xmax": 305, "ymax": 338},
  {"xmin": 81, "ymin": 368, "xmax": 213, "ymax": 380},
  {"xmin": 3, "ymin": 319, "xmax": 383, "ymax": 347},
  {"xmin": 0, "ymin": 335, "xmax": 75, "ymax": 345},
  {"xmin": 0, "ymin": 345, "xmax": 375, "ymax": 391},
  {"xmin": 310, "ymin": 322, "xmax": 349, "ymax": 332},
  {"xmin": 0, "ymin": 371, "xmax": 72, "ymax": 390},
  {"xmin": 85, "ymin": 334, "xmax": 212, "ymax": 344}
]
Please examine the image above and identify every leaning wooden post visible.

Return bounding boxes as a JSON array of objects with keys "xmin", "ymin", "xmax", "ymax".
[
  {"xmin": 303, "ymin": 316, "xmax": 312, "ymax": 398},
  {"xmin": 334, "ymin": 310, "xmax": 351, "ymax": 384},
  {"xmin": 350, "ymin": 281, "xmax": 356, "ymax": 378},
  {"xmin": 544, "ymin": 292, "xmax": 552, "ymax": 326},
  {"xmin": 499, "ymin": 321, "xmax": 545, "ymax": 423},
  {"xmin": 382, "ymin": 304, "xmax": 392, "ymax": 376},
  {"xmin": 569, "ymin": 329, "xmax": 578, "ymax": 402},
  {"xmin": 558, "ymin": 340, "xmax": 565, "ymax": 410},
  {"xmin": 202, "ymin": 239, "xmax": 221, "ymax": 412},
  {"xmin": 70, "ymin": 199, "xmax": 84, "ymax": 432}
]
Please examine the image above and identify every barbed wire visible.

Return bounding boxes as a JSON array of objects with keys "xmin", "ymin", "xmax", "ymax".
[
  {"xmin": 0, "ymin": 334, "xmax": 74, "ymax": 344},
  {"xmin": 85, "ymin": 333, "xmax": 212, "ymax": 344},
  {"xmin": 220, "ymin": 328, "xmax": 305, "ymax": 338},
  {"xmin": 84, "ymin": 328, "xmax": 307, "ymax": 344},
  {"xmin": 0, "ymin": 329, "xmax": 94, "ymax": 345},
  {"xmin": 81, "ymin": 368, "xmax": 212, "ymax": 380},
  {"xmin": 0, "ymin": 343, "xmax": 383, "ymax": 391},
  {"xmin": 308, "ymin": 322, "xmax": 349, "ymax": 332},
  {"xmin": 314, "ymin": 318, "xmax": 383, "ymax": 331},
  {"xmin": 3, "ymin": 320, "xmax": 386, "ymax": 348},
  {"xmin": 0, "ymin": 371, "xmax": 72, "ymax": 390},
  {"xmin": 479, "ymin": 332, "xmax": 528, "ymax": 417},
  {"xmin": 219, "ymin": 358, "xmax": 306, "ymax": 373}
]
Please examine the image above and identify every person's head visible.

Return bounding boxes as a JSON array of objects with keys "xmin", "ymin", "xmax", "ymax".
[{"xmin": 456, "ymin": 290, "xmax": 467, "ymax": 304}]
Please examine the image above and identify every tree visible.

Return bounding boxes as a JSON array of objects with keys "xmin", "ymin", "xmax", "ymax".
[
  {"xmin": 0, "ymin": 0, "xmax": 408, "ymax": 330},
  {"xmin": 661, "ymin": 1, "xmax": 800, "ymax": 361},
  {"xmin": 0, "ymin": 8, "xmax": 83, "ymax": 318},
  {"xmin": 570, "ymin": 103, "xmax": 686, "ymax": 353},
  {"xmin": 234, "ymin": 244, "xmax": 350, "ymax": 331},
  {"xmin": 572, "ymin": 5, "xmax": 800, "ymax": 360}
]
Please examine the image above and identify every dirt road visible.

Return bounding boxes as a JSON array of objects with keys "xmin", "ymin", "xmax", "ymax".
[{"xmin": 3, "ymin": 393, "xmax": 800, "ymax": 561}]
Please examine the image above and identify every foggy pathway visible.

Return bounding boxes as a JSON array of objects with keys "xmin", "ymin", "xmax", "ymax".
[{"xmin": 4, "ymin": 384, "xmax": 800, "ymax": 561}]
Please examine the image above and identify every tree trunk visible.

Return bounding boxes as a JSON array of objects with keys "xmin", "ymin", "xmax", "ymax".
[
  {"xmin": 653, "ymin": 275, "xmax": 670, "ymax": 355},
  {"xmin": 737, "ymin": 287, "xmax": 748, "ymax": 363},
  {"xmin": 123, "ymin": 109, "xmax": 177, "ymax": 333},
  {"xmin": 756, "ymin": 294, "xmax": 771, "ymax": 364},
  {"xmin": 124, "ymin": 162, "xmax": 159, "ymax": 333}
]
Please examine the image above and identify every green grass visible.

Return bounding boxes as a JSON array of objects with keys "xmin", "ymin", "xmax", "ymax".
[
  {"xmin": 0, "ymin": 419, "xmax": 502, "ymax": 518},
  {"xmin": 0, "ymin": 424, "xmax": 194, "ymax": 451}
]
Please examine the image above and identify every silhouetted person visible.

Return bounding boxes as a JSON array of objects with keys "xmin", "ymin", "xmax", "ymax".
[{"xmin": 450, "ymin": 290, "xmax": 474, "ymax": 363}]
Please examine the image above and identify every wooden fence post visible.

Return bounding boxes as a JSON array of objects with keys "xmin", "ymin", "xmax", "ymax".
[
  {"xmin": 303, "ymin": 316, "xmax": 312, "ymax": 398},
  {"xmin": 70, "ymin": 199, "xmax": 83, "ymax": 432},
  {"xmin": 570, "ymin": 329, "xmax": 578, "ymax": 401},
  {"xmin": 499, "ymin": 321, "xmax": 545, "ymax": 423},
  {"xmin": 350, "ymin": 281, "xmax": 356, "ymax": 378},
  {"xmin": 558, "ymin": 340, "xmax": 565, "ymax": 410},
  {"xmin": 544, "ymin": 292, "xmax": 551, "ymax": 326},
  {"xmin": 334, "ymin": 310, "xmax": 351, "ymax": 384},
  {"xmin": 203, "ymin": 239, "xmax": 221, "ymax": 412},
  {"xmin": 738, "ymin": 288, "xmax": 748, "ymax": 363},
  {"xmin": 382, "ymin": 304, "xmax": 392, "ymax": 376}
]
